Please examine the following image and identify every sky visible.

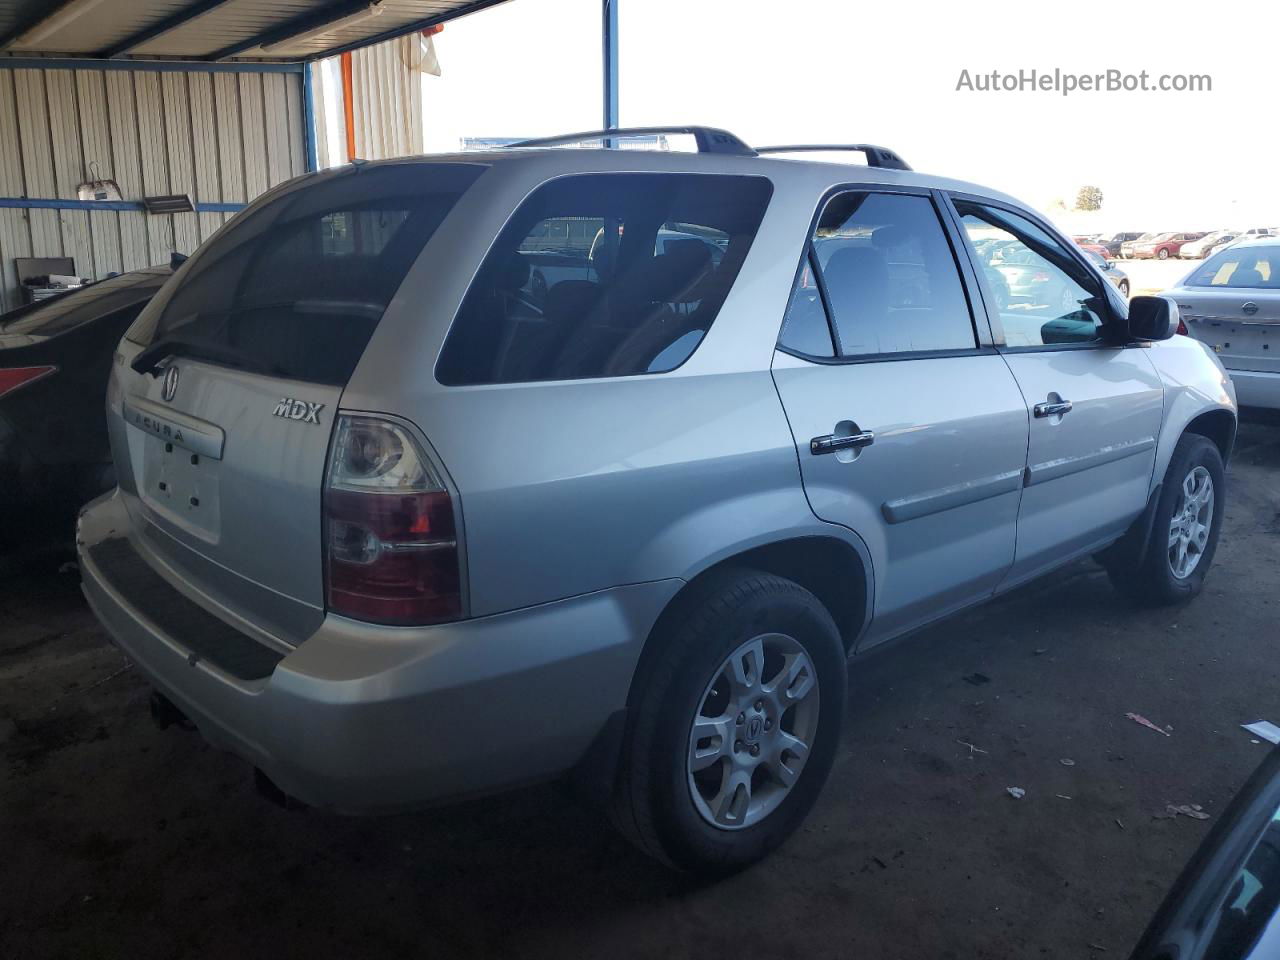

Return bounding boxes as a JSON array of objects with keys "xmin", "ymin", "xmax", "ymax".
[{"xmin": 383, "ymin": 0, "xmax": 1279, "ymax": 231}]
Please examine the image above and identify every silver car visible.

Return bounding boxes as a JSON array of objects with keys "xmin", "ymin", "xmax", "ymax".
[
  {"xmin": 1180, "ymin": 231, "xmax": 1237, "ymax": 259},
  {"xmin": 77, "ymin": 128, "xmax": 1237, "ymax": 873},
  {"xmin": 1170, "ymin": 238, "xmax": 1280, "ymax": 409}
]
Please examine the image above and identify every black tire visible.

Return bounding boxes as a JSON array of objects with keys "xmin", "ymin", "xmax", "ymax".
[
  {"xmin": 611, "ymin": 569, "xmax": 847, "ymax": 873},
  {"xmin": 1119, "ymin": 280, "xmax": 1130, "ymax": 298},
  {"xmin": 1157, "ymin": 248, "xmax": 1171, "ymax": 260},
  {"xmin": 1108, "ymin": 434, "xmax": 1225, "ymax": 605}
]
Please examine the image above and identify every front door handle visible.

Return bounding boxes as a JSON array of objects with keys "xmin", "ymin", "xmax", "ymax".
[
  {"xmin": 1033, "ymin": 399, "xmax": 1073, "ymax": 418},
  {"xmin": 810, "ymin": 430, "xmax": 875, "ymax": 455}
]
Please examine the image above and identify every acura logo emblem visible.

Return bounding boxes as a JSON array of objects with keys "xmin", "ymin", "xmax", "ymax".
[{"xmin": 161, "ymin": 366, "xmax": 180, "ymax": 402}]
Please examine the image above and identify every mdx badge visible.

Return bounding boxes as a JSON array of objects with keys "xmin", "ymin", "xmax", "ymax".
[
  {"xmin": 161, "ymin": 365, "xmax": 180, "ymax": 401},
  {"xmin": 273, "ymin": 397, "xmax": 324, "ymax": 424}
]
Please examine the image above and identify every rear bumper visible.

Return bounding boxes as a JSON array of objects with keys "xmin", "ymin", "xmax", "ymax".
[
  {"xmin": 1228, "ymin": 368, "xmax": 1280, "ymax": 410},
  {"xmin": 78, "ymin": 490, "xmax": 680, "ymax": 813}
]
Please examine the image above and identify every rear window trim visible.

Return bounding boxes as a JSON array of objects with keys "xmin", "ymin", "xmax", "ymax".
[
  {"xmin": 128, "ymin": 163, "xmax": 486, "ymax": 386},
  {"xmin": 433, "ymin": 169, "xmax": 776, "ymax": 386}
]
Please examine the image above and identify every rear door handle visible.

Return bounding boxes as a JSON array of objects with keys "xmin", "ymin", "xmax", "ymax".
[
  {"xmin": 1033, "ymin": 400, "xmax": 1073, "ymax": 418},
  {"xmin": 810, "ymin": 430, "xmax": 875, "ymax": 455}
]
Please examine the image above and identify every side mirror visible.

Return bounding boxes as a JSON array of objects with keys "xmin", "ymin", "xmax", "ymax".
[
  {"xmin": 169, "ymin": 250, "xmax": 189, "ymax": 271},
  {"xmin": 1118, "ymin": 295, "xmax": 1179, "ymax": 342}
]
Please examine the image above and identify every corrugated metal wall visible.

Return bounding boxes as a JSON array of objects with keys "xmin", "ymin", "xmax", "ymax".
[{"xmin": 0, "ymin": 65, "xmax": 308, "ymax": 311}]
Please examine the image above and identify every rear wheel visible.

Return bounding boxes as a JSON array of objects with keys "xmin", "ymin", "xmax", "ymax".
[
  {"xmin": 1119, "ymin": 279, "xmax": 1130, "ymax": 298},
  {"xmin": 1157, "ymin": 247, "xmax": 1171, "ymax": 260},
  {"xmin": 612, "ymin": 570, "xmax": 846, "ymax": 873},
  {"xmin": 1108, "ymin": 434, "xmax": 1225, "ymax": 604}
]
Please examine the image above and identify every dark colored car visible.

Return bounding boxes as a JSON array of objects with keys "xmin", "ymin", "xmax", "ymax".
[
  {"xmin": 1101, "ymin": 232, "xmax": 1146, "ymax": 258},
  {"xmin": 1085, "ymin": 250, "xmax": 1130, "ymax": 297},
  {"xmin": 1, "ymin": 265, "xmax": 170, "ymax": 547},
  {"xmin": 1132, "ymin": 746, "xmax": 1280, "ymax": 959}
]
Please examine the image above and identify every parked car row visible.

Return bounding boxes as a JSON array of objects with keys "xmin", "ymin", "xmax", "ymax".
[{"xmin": 1072, "ymin": 229, "xmax": 1276, "ymax": 262}]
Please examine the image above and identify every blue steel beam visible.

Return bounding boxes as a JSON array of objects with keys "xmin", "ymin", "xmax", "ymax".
[
  {"xmin": 602, "ymin": 0, "xmax": 618, "ymax": 130},
  {"xmin": 310, "ymin": 0, "xmax": 514, "ymax": 61},
  {"xmin": 0, "ymin": 56, "xmax": 302, "ymax": 73},
  {"xmin": 301, "ymin": 62, "xmax": 319, "ymax": 171},
  {"xmin": 97, "ymin": 0, "xmax": 238, "ymax": 59},
  {"xmin": 206, "ymin": 0, "xmax": 370, "ymax": 61},
  {"xmin": 0, "ymin": 197, "xmax": 246, "ymax": 213}
]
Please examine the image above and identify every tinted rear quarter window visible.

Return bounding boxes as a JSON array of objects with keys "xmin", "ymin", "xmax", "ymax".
[
  {"xmin": 129, "ymin": 163, "xmax": 485, "ymax": 384},
  {"xmin": 435, "ymin": 173, "xmax": 773, "ymax": 385}
]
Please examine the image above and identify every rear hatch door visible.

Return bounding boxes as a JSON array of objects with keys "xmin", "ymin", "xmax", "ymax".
[{"xmin": 110, "ymin": 162, "xmax": 485, "ymax": 646}]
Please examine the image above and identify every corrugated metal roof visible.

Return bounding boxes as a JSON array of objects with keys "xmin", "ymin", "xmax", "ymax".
[{"xmin": 0, "ymin": 0, "xmax": 513, "ymax": 62}]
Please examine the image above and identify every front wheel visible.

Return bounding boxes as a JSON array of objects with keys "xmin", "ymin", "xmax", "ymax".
[
  {"xmin": 1108, "ymin": 434, "xmax": 1225, "ymax": 604},
  {"xmin": 1118, "ymin": 279, "xmax": 1130, "ymax": 298},
  {"xmin": 1157, "ymin": 248, "xmax": 1171, "ymax": 260},
  {"xmin": 611, "ymin": 570, "xmax": 846, "ymax": 873}
]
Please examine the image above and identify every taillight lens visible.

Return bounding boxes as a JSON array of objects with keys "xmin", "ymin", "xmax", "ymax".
[
  {"xmin": 0, "ymin": 365, "xmax": 57, "ymax": 399},
  {"xmin": 324, "ymin": 415, "xmax": 462, "ymax": 625},
  {"xmin": 1176, "ymin": 318, "xmax": 1189, "ymax": 336}
]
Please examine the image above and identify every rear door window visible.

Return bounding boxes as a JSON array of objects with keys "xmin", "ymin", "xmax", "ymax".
[
  {"xmin": 435, "ymin": 173, "xmax": 773, "ymax": 385},
  {"xmin": 128, "ymin": 163, "xmax": 485, "ymax": 385},
  {"xmin": 779, "ymin": 191, "xmax": 976, "ymax": 358}
]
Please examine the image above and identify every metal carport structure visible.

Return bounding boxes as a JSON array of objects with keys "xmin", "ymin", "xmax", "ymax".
[{"xmin": 0, "ymin": 0, "xmax": 621, "ymax": 307}]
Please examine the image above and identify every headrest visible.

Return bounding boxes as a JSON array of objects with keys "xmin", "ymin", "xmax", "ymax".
[
  {"xmin": 619, "ymin": 241, "xmax": 714, "ymax": 305},
  {"xmin": 1230, "ymin": 259, "xmax": 1273, "ymax": 288},
  {"xmin": 870, "ymin": 225, "xmax": 912, "ymax": 250},
  {"xmin": 498, "ymin": 255, "xmax": 531, "ymax": 291},
  {"xmin": 544, "ymin": 280, "xmax": 601, "ymax": 320},
  {"xmin": 824, "ymin": 246, "xmax": 888, "ymax": 289}
]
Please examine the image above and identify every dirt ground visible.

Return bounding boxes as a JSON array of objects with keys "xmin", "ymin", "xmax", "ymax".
[{"xmin": 2, "ymin": 417, "xmax": 1278, "ymax": 960}]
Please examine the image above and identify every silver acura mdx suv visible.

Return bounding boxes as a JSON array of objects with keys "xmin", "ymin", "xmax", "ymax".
[{"xmin": 78, "ymin": 128, "xmax": 1237, "ymax": 873}]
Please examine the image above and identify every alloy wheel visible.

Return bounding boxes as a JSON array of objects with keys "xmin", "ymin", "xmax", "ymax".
[
  {"xmin": 1169, "ymin": 465, "xmax": 1214, "ymax": 579},
  {"xmin": 687, "ymin": 633, "xmax": 821, "ymax": 830}
]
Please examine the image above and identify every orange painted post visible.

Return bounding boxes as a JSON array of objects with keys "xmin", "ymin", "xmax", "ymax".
[{"xmin": 340, "ymin": 51, "xmax": 356, "ymax": 162}]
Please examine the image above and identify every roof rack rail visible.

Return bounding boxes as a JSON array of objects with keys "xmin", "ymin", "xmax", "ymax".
[
  {"xmin": 509, "ymin": 126, "xmax": 757, "ymax": 157},
  {"xmin": 754, "ymin": 144, "xmax": 912, "ymax": 171}
]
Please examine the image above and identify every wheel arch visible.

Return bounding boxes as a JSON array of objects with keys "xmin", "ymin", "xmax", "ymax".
[
  {"xmin": 1182, "ymin": 407, "xmax": 1237, "ymax": 464},
  {"xmin": 633, "ymin": 534, "xmax": 873, "ymax": 694}
]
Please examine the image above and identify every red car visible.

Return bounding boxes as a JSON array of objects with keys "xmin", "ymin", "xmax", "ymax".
[
  {"xmin": 1074, "ymin": 239, "xmax": 1111, "ymax": 259},
  {"xmin": 1129, "ymin": 232, "xmax": 1207, "ymax": 260}
]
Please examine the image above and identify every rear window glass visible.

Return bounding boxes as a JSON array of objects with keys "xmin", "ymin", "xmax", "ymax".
[
  {"xmin": 2, "ymin": 270, "xmax": 165, "ymax": 337},
  {"xmin": 1187, "ymin": 246, "xmax": 1280, "ymax": 288},
  {"xmin": 435, "ymin": 173, "xmax": 772, "ymax": 385},
  {"xmin": 128, "ymin": 163, "xmax": 485, "ymax": 384}
]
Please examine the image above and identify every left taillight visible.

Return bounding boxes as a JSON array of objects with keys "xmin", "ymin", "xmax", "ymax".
[
  {"xmin": 0, "ymin": 365, "xmax": 56, "ymax": 400},
  {"xmin": 323, "ymin": 414, "xmax": 463, "ymax": 626}
]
